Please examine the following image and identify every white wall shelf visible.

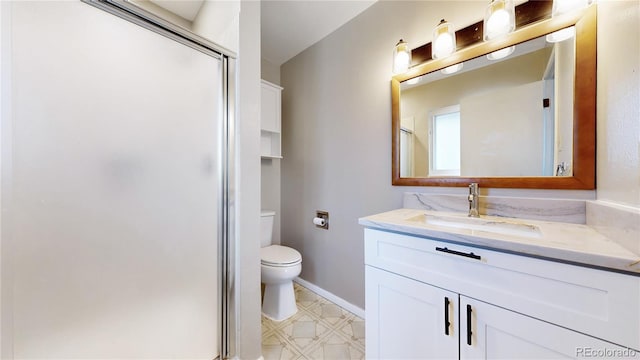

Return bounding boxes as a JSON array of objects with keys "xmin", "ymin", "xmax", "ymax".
[{"xmin": 261, "ymin": 80, "xmax": 283, "ymax": 159}]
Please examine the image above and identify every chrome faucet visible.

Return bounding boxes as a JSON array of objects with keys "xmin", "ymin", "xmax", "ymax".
[{"xmin": 468, "ymin": 183, "xmax": 480, "ymax": 218}]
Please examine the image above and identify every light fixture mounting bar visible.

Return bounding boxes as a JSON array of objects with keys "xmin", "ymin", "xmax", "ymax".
[{"xmin": 410, "ymin": 0, "xmax": 553, "ymax": 66}]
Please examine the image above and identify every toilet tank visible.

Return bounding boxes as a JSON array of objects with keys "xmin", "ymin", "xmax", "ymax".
[{"xmin": 260, "ymin": 210, "xmax": 276, "ymax": 247}]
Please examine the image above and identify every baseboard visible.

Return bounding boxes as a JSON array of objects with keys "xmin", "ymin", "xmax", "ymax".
[{"xmin": 294, "ymin": 277, "xmax": 365, "ymax": 319}]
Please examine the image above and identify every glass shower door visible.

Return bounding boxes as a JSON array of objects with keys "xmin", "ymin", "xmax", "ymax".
[{"xmin": 4, "ymin": 1, "xmax": 223, "ymax": 358}]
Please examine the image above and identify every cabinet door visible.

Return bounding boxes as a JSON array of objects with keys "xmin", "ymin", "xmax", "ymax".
[
  {"xmin": 461, "ymin": 296, "xmax": 632, "ymax": 359},
  {"xmin": 261, "ymin": 81, "xmax": 281, "ymax": 132},
  {"xmin": 366, "ymin": 266, "xmax": 458, "ymax": 359},
  {"xmin": 260, "ymin": 81, "xmax": 282, "ymax": 158}
]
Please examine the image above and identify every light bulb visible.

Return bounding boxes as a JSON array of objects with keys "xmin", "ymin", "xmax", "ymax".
[
  {"xmin": 393, "ymin": 39, "xmax": 411, "ymax": 74},
  {"xmin": 484, "ymin": 0, "xmax": 515, "ymax": 41},
  {"xmin": 434, "ymin": 33, "xmax": 454, "ymax": 57},
  {"xmin": 487, "ymin": 9, "xmax": 510, "ymax": 37},
  {"xmin": 394, "ymin": 51, "xmax": 410, "ymax": 74},
  {"xmin": 432, "ymin": 20, "xmax": 457, "ymax": 59}
]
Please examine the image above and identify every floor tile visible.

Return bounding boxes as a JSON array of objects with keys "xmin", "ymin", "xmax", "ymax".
[
  {"xmin": 306, "ymin": 301, "xmax": 355, "ymax": 328},
  {"xmin": 262, "ymin": 283, "xmax": 365, "ymax": 359},
  {"xmin": 303, "ymin": 331, "xmax": 365, "ymax": 360},
  {"xmin": 263, "ymin": 331, "xmax": 304, "ymax": 360},
  {"xmin": 336, "ymin": 318, "xmax": 365, "ymax": 350}
]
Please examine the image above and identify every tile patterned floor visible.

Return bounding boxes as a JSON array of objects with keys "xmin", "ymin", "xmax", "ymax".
[{"xmin": 261, "ymin": 283, "xmax": 365, "ymax": 360}]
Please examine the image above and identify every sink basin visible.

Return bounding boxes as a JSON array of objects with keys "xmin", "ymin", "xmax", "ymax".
[{"xmin": 406, "ymin": 213, "xmax": 542, "ymax": 238}]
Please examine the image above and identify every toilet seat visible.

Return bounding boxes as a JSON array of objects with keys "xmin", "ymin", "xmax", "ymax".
[{"xmin": 261, "ymin": 245, "xmax": 302, "ymax": 267}]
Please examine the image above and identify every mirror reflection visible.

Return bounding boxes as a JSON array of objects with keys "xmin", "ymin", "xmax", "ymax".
[{"xmin": 399, "ymin": 34, "xmax": 575, "ymax": 178}]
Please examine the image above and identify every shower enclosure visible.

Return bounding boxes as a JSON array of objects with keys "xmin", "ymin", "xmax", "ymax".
[{"xmin": 1, "ymin": 1, "xmax": 234, "ymax": 358}]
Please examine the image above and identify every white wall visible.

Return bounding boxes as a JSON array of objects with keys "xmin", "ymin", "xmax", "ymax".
[
  {"xmin": 596, "ymin": 0, "xmax": 640, "ymax": 207},
  {"xmin": 0, "ymin": 3, "xmax": 8, "ymax": 356},
  {"xmin": 192, "ymin": 0, "xmax": 240, "ymax": 53},
  {"xmin": 554, "ymin": 37, "xmax": 576, "ymax": 171},
  {"xmin": 130, "ymin": 0, "xmax": 240, "ymax": 54},
  {"xmin": 236, "ymin": 1, "xmax": 262, "ymax": 359},
  {"xmin": 461, "ymin": 81, "xmax": 544, "ymax": 176},
  {"xmin": 280, "ymin": 0, "xmax": 636, "ymax": 309}
]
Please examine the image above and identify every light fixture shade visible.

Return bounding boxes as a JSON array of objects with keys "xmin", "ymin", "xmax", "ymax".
[
  {"xmin": 406, "ymin": 77, "xmax": 420, "ymax": 85},
  {"xmin": 551, "ymin": 0, "xmax": 589, "ymax": 16},
  {"xmin": 546, "ymin": 26, "xmax": 576, "ymax": 42},
  {"xmin": 546, "ymin": 0, "xmax": 588, "ymax": 43},
  {"xmin": 432, "ymin": 19, "xmax": 457, "ymax": 59},
  {"xmin": 441, "ymin": 63, "xmax": 463, "ymax": 75},
  {"xmin": 486, "ymin": 45, "xmax": 515, "ymax": 60},
  {"xmin": 393, "ymin": 39, "xmax": 411, "ymax": 74},
  {"xmin": 483, "ymin": 0, "xmax": 515, "ymax": 41}
]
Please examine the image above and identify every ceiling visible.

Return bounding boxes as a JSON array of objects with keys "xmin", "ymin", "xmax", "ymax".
[
  {"xmin": 150, "ymin": 0, "xmax": 204, "ymax": 21},
  {"xmin": 261, "ymin": 0, "xmax": 377, "ymax": 66},
  {"xmin": 148, "ymin": 0, "xmax": 377, "ymax": 66}
]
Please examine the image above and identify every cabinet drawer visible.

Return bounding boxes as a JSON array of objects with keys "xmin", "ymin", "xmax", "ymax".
[{"xmin": 364, "ymin": 228, "xmax": 640, "ymax": 350}]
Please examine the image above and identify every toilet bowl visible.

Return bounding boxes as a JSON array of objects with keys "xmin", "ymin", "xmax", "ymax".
[
  {"xmin": 260, "ymin": 211, "xmax": 302, "ymax": 321},
  {"xmin": 261, "ymin": 245, "xmax": 302, "ymax": 321}
]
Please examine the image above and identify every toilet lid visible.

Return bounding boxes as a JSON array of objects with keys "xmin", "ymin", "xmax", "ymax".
[{"xmin": 261, "ymin": 245, "xmax": 302, "ymax": 266}]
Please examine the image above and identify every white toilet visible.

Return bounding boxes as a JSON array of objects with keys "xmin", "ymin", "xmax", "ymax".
[{"xmin": 261, "ymin": 210, "xmax": 302, "ymax": 321}]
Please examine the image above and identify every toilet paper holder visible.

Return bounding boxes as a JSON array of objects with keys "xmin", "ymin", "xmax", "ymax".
[{"xmin": 314, "ymin": 211, "xmax": 329, "ymax": 230}]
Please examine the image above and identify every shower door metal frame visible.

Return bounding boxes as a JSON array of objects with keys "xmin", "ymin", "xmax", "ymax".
[{"xmin": 80, "ymin": 1, "xmax": 237, "ymax": 358}]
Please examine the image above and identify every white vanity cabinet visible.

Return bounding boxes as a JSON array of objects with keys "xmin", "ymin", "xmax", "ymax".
[
  {"xmin": 261, "ymin": 80, "xmax": 282, "ymax": 159},
  {"xmin": 461, "ymin": 296, "xmax": 634, "ymax": 359},
  {"xmin": 364, "ymin": 228, "xmax": 640, "ymax": 359},
  {"xmin": 366, "ymin": 266, "xmax": 458, "ymax": 359}
]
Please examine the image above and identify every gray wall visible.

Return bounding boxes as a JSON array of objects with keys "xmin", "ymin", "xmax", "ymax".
[
  {"xmin": 261, "ymin": 58, "xmax": 281, "ymax": 85},
  {"xmin": 280, "ymin": 0, "xmax": 639, "ymax": 310}
]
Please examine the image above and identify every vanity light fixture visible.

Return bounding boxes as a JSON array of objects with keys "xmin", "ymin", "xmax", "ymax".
[
  {"xmin": 441, "ymin": 63, "xmax": 463, "ymax": 75},
  {"xmin": 546, "ymin": 0, "xmax": 589, "ymax": 42},
  {"xmin": 484, "ymin": 0, "xmax": 516, "ymax": 61},
  {"xmin": 432, "ymin": 19, "xmax": 456, "ymax": 60},
  {"xmin": 393, "ymin": 39, "xmax": 411, "ymax": 74}
]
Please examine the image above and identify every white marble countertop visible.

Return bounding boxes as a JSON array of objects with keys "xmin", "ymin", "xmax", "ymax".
[{"xmin": 359, "ymin": 208, "xmax": 640, "ymax": 274}]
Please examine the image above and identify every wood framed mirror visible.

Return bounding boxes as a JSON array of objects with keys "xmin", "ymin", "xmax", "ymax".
[{"xmin": 391, "ymin": 2, "xmax": 596, "ymax": 189}]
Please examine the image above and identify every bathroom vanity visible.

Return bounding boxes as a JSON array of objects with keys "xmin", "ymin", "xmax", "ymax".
[{"xmin": 360, "ymin": 208, "xmax": 640, "ymax": 359}]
